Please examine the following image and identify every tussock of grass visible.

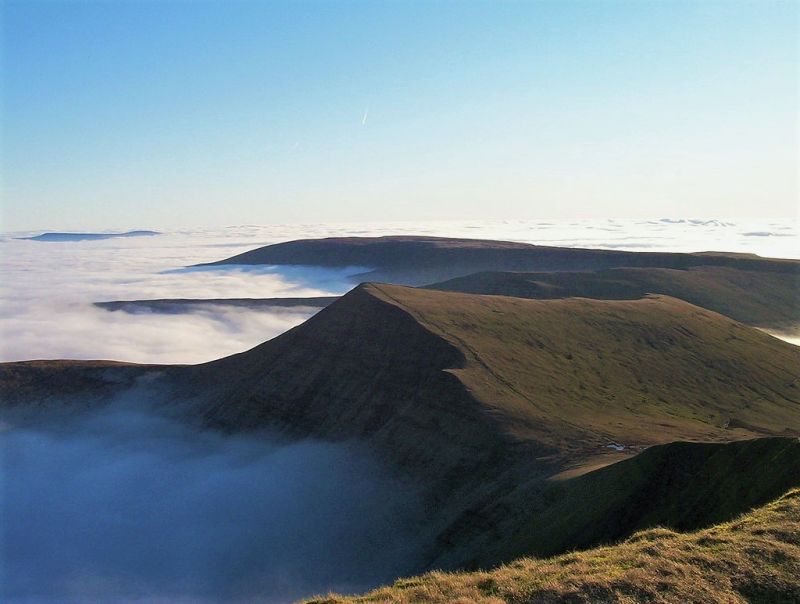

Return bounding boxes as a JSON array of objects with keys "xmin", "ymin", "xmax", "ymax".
[{"xmin": 306, "ymin": 489, "xmax": 800, "ymax": 604}]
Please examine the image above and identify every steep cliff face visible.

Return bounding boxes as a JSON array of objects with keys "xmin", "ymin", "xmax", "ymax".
[
  {"xmin": 310, "ymin": 484, "xmax": 800, "ymax": 604},
  {"xmin": 431, "ymin": 436, "xmax": 800, "ymax": 570}
]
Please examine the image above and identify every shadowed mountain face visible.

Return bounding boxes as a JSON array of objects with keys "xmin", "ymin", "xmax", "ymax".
[
  {"xmin": 200, "ymin": 235, "xmax": 799, "ymax": 285},
  {"xmin": 427, "ymin": 266, "xmax": 800, "ymax": 331},
  {"xmin": 183, "ymin": 285, "xmax": 504, "ymax": 484},
  {"xmin": 4, "ymin": 284, "xmax": 800, "ymax": 579}
]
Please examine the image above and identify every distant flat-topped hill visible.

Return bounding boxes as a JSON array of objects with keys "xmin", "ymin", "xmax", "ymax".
[
  {"xmin": 95, "ymin": 296, "xmax": 336, "ymax": 314},
  {"xmin": 20, "ymin": 230, "xmax": 159, "ymax": 242},
  {"xmin": 200, "ymin": 235, "xmax": 799, "ymax": 284},
  {"xmin": 428, "ymin": 266, "xmax": 800, "ymax": 331}
]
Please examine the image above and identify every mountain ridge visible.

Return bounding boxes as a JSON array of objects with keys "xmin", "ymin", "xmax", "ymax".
[
  {"xmin": 4, "ymin": 283, "xmax": 800, "ymax": 577},
  {"xmin": 359, "ymin": 284, "xmax": 800, "ymax": 452},
  {"xmin": 6, "ymin": 283, "xmax": 800, "ymax": 464},
  {"xmin": 199, "ymin": 235, "xmax": 800, "ymax": 285},
  {"xmin": 19, "ymin": 230, "xmax": 159, "ymax": 242}
]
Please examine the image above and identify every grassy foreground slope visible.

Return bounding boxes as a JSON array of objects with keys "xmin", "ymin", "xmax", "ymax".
[
  {"xmin": 200, "ymin": 235, "xmax": 799, "ymax": 285},
  {"xmin": 309, "ymin": 486, "xmax": 800, "ymax": 604},
  {"xmin": 428, "ymin": 266, "xmax": 799, "ymax": 331}
]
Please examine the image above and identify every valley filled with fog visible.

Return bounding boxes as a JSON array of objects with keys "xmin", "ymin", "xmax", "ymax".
[{"xmin": 2, "ymin": 397, "xmax": 425, "ymax": 603}]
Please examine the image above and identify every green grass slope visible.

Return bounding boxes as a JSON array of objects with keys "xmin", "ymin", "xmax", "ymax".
[
  {"xmin": 428, "ymin": 266, "xmax": 800, "ymax": 331},
  {"xmin": 309, "ymin": 486, "xmax": 800, "ymax": 604},
  {"xmin": 367, "ymin": 284, "xmax": 800, "ymax": 457}
]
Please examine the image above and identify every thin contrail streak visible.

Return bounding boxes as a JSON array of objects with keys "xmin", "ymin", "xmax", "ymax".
[{"xmin": 362, "ymin": 105, "xmax": 369, "ymax": 126}]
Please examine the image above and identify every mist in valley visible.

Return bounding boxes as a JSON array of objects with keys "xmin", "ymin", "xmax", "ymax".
[{"xmin": 1, "ymin": 399, "xmax": 427, "ymax": 603}]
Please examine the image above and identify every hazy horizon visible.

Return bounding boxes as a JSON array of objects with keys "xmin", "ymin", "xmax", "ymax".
[{"xmin": 3, "ymin": 215, "xmax": 799, "ymax": 237}]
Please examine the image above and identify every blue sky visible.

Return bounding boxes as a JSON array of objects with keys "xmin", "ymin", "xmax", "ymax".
[{"xmin": 2, "ymin": 1, "xmax": 797, "ymax": 230}]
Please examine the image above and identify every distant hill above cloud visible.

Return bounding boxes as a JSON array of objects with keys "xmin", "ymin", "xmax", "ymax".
[
  {"xmin": 200, "ymin": 235, "xmax": 799, "ymax": 285},
  {"xmin": 21, "ymin": 230, "xmax": 160, "ymax": 242},
  {"xmin": 94, "ymin": 296, "xmax": 337, "ymax": 314}
]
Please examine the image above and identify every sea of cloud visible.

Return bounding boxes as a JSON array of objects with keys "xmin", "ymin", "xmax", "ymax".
[{"xmin": 1, "ymin": 218, "xmax": 796, "ymax": 364}]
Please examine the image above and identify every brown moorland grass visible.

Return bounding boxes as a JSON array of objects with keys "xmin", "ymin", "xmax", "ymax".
[{"xmin": 307, "ymin": 487, "xmax": 800, "ymax": 604}]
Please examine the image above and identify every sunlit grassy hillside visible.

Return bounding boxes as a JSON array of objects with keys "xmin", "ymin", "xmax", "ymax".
[
  {"xmin": 369, "ymin": 284, "xmax": 800, "ymax": 456},
  {"xmin": 428, "ymin": 265, "xmax": 800, "ymax": 331}
]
